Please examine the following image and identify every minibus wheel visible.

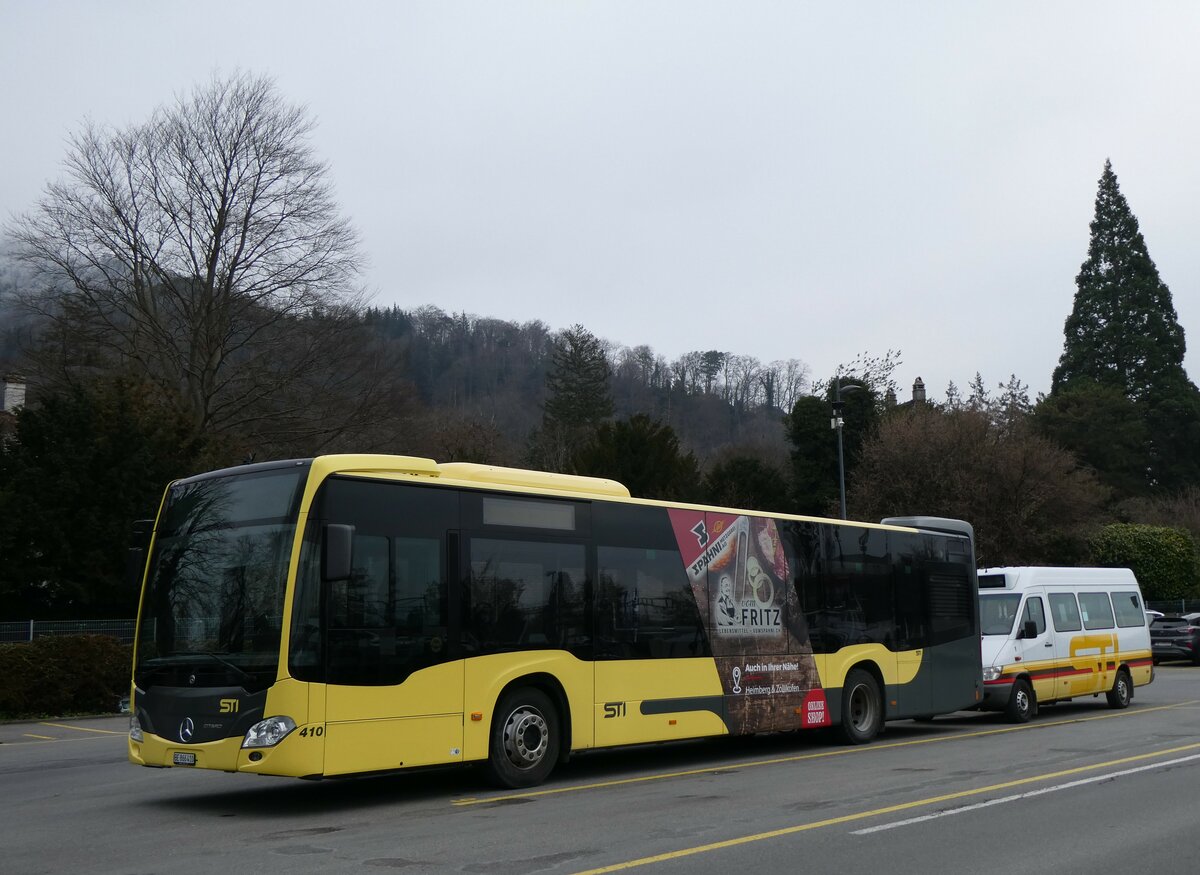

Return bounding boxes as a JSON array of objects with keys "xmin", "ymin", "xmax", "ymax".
[
  {"xmin": 1105, "ymin": 670, "xmax": 1132, "ymax": 709},
  {"xmin": 1005, "ymin": 678, "xmax": 1035, "ymax": 723},
  {"xmin": 488, "ymin": 687, "xmax": 560, "ymax": 789},
  {"xmin": 839, "ymin": 668, "xmax": 883, "ymax": 744}
]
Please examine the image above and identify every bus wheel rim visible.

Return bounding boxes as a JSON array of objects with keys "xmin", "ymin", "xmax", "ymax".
[
  {"xmin": 503, "ymin": 706, "xmax": 548, "ymax": 768},
  {"xmin": 849, "ymin": 683, "xmax": 875, "ymax": 731}
]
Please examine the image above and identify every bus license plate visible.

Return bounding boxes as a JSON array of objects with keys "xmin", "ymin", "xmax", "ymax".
[{"xmin": 172, "ymin": 752, "xmax": 197, "ymax": 766}]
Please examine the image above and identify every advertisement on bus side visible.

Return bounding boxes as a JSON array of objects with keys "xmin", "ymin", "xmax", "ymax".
[{"xmin": 668, "ymin": 509, "xmax": 829, "ymax": 731}]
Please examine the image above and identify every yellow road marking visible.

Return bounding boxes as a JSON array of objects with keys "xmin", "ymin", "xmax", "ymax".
[
  {"xmin": 571, "ymin": 741, "xmax": 1200, "ymax": 874},
  {"xmin": 23, "ymin": 734, "xmax": 56, "ymax": 740},
  {"xmin": 452, "ymin": 699, "xmax": 1196, "ymax": 807},
  {"xmin": 38, "ymin": 722, "xmax": 123, "ymax": 736}
]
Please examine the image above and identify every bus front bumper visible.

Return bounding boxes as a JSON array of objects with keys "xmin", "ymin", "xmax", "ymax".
[
  {"xmin": 978, "ymin": 678, "xmax": 1015, "ymax": 711},
  {"xmin": 129, "ymin": 729, "xmax": 321, "ymax": 777}
]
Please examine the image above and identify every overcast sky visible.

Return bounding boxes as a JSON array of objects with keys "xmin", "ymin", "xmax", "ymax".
[{"xmin": 3, "ymin": 2, "xmax": 1198, "ymax": 402}]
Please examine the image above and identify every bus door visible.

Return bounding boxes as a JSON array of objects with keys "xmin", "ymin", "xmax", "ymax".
[
  {"xmin": 319, "ymin": 489, "xmax": 465, "ymax": 776},
  {"xmin": 1073, "ymin": 591, "xmax": 1118, "ymax": 695},
  {"xmin": 1047, "ymin": 592, "xmax": 1088, "ymax": 698},
  {"xmin": 1013, "ymin": 594, "xmax": 1055, "ymax": 703},
  {"xmin": 463, "ymin": 534, "xmax": 592, "ymax": 757}
]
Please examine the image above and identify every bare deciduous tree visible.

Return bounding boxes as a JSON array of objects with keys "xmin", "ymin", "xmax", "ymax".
[
  {"xmin": 848, "ymin": 405, "xmax": 1107, "ymax": 565},
  {"xmin": 770, "ymin": 358, "xmax": 810, "ymax": 414},
  {"xmin": 7, "ymin": 71, "xmax": 390, "ymax": 453}
]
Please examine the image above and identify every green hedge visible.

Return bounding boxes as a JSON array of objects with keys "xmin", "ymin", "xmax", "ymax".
[
  {"xmin": 0, "ymin": 635, "xmax": 131, "ymax": 719},
  {"xmin": 1090, "ymin": 523, "xmax": 1198, "ymax": 601}
]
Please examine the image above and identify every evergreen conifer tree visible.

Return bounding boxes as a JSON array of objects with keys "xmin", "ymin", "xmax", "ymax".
[
  {"xmin": 1052, "ymin": 160, "xmax": 1188, "ymax": 399},
  {"xmin": 1045, "ymin": 160, "xmax": 1200, "ymax": 491},
  {"xmin": 528, "ymin": 324, "xmax": 613, "ymax": 471},
  {"xmin": 542, "ymin": 324, "xmax": 614, "ymax": 427}
]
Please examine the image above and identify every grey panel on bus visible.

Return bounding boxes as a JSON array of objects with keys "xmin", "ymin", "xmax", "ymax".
[{"xmin": 882, "ymin": 516, "xmax": 975, "ymax": 542}]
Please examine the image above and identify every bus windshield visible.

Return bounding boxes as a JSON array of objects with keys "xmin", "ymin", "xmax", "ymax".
[
  {"xmin": 979, "ymin": 593, "xmax": 1022, "ymax": 636},
  {"xmin": 135, "ymin": 464, "xmax": 308, "ymax": 690}
]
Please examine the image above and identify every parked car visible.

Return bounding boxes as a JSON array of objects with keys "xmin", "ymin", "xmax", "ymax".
[{"xmin": 1150, "ymin": 613, "xmax": 1200, "ymax": 665}]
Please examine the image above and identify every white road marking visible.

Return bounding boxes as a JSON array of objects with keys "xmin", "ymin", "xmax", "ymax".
[{"xmin": 852, "ymin": 752, "xmax": 1200, "ymax": 834}]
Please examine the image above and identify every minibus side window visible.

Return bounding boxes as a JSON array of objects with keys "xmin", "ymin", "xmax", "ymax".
[
  {"xmin": 1020, "ymin": 597, "xmax": 1046, "ymax": 635},
  {"xmin": 1111, "ymin": 591, "xmax": 1145, "ymax": 627},
  {"xmin": 1078, "ymin": 592, "xmax": 1116, "ymax": 630},
  {"xmin": 1049, "ymin": 593, "xmax": 1082, "ymax": 632}
]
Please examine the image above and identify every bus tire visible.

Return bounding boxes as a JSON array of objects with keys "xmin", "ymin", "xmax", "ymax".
[
  {"xmin": 1106, "ymin": 669, "xmax": 1132, "ymax": 709},
  {"xmin": 838, "ymin": 668, "xmax": 883, "ymax": 744},
  {"xmin": 487, "ymin": 687, "xmax": 559, "ymax": 789},
  {"xmin": 1005, "ymin": 678, "xmax": 1035, "ymax": 723}
]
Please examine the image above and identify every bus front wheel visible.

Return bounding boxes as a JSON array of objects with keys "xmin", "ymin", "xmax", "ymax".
[
  {"xmin": 487, "ymin": 687, "xmax": 560, "ymax": 789},
  {"xmin": 1005, "ymin": 678, "xmax": 1035, "ymax": 723},
  {"xmin": 838, "ymin": 668, "xmax": 883, "ymax": 744}
]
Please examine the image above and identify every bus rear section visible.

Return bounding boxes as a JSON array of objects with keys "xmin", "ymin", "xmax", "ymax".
[{"xmin": 977, "ymin": 566, "xmax": 1154, "ymax": 722}]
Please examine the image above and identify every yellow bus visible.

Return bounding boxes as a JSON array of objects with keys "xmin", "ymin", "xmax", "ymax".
[{"xmin": 128, "ymin": 454, "xmax": 982, "ymax": 787}]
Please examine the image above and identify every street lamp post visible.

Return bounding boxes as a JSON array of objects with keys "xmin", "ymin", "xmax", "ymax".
[{"xmin": 829, "ymin": 377, "xmax": 861, "ymax": 520}]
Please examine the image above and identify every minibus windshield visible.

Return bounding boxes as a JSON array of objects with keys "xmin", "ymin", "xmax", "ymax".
[{"xmin": 980, "ymin": 593, "xmax": 1022, "ymax": 636}]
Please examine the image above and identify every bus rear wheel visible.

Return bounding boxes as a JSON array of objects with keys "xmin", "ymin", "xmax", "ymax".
[
  {"xmin": 838, "ymin": 668, "xmax": 883, "ymax": 744},
  {"xmin": 487, "ymin": 687, "xmax": 559, "ymax": 789},
  {"xmin": 1105, "ymin": 669, "xmax": 1132, "ymax": 709}
]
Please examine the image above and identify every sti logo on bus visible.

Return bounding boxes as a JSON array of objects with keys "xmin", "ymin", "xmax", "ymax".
[
  {"xmin": 603, "ymin": 701, "xmax": 627, "ymax": 718},
  {"xmin": 219, "ymin": 698, "xmax": 239, "ymax": 714}
]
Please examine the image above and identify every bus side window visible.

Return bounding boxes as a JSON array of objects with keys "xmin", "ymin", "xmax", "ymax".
[
  {"xmin": 1049, "ymin": 593, "xmax": 1082, "ymax": 632},
  {"xmin": 894, "ymin": 556, "xmax": 928, "ymax": 649},
  {"xmin": 468, "ymin": 538, "xmax": 587, "ymax": 655},
  {"xmin": 1078, "ymin": 592, "xmax": 1115, "ymax": 630},
  {"xmin": 315, "ymin": 476, "xmax": 458, "ymax": 687},
  {"xmin": 597, "ymin": 546, "xmax": 708, "ymax": 659},
  {"xmin": 1112, "ymin": 591, "xmax": 1145, "ymax": 628},
  {"xmin": 798, "ymin": 568, "xmax": 830, "ymax": 652},
  {"xmin": 327, "ymin": 534, "xmax": 391, "ymax": 683},
  {"xmin": 788, "ymin": 522, "xmax": 829, "ymax": 652},
  {"xmin": 1020, "ymin": 596, "xmax": 1046, "ymax": 636},
  {"xmin": 288, "ymin": 520, "xmax": 323, "ymax": 678}
]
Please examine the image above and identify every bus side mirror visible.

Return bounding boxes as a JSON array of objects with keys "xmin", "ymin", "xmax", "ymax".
[
  {"xmin": 1021, "ymin": 620, "xmax": 1038, "ymax": 640},
  {"xmin": 323, "ymin": 524, "xmax": 355, "ymax": 581}
]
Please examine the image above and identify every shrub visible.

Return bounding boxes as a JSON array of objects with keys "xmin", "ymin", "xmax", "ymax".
[
  {"xmin": 1090, "ymin": 524, "xmax": 1198, "ymax": 601},
  {"xmin": 0, "ymin": 635, "xmax": 131, "ymax": 719}
]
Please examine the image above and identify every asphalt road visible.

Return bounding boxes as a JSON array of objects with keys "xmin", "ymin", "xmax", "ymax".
[{"xmin": 2, "ymin": 666, "xmax": 1199, "ymax": 875}]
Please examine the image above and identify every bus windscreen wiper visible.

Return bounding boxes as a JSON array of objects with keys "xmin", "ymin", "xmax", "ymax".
[{"xmin": 197, "ymin": 651, "xmax": 255, "ymax": 685}]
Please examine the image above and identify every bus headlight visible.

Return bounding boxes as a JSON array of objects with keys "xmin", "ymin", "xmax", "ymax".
[
  {"xmin": 982, "ymin": 666, "xmax": 1003, "ymax": 682},
  {"xmin": 129, "ymin": 714, "xmax": 143, "ymax": 743},
  {"xmin": 242, "ymin": 716, "xmax": 297, "ymax": 749}
]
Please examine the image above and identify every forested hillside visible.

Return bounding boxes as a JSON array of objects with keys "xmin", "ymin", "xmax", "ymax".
[{"xmin": 363, "ymin": 303, "xmax": 807, "ymax": 468}]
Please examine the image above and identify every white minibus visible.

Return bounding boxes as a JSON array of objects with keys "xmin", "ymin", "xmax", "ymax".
[{"xmin": 978, "ymin": 567, "xmax": 1153, "ymax": 722}]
